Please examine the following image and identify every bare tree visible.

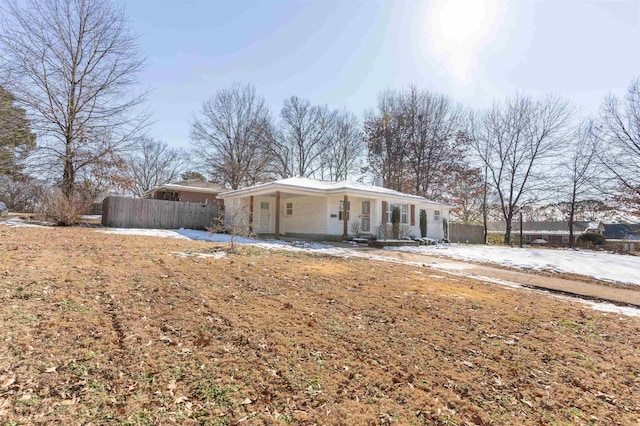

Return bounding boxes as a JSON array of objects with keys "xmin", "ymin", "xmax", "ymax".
[
  {"xmin": 126, "ymin": 137, "xmax": 189, "ymax": 197},
  {"xmin": 445, "ymin": 164, "xmax": 485, "ymax": 224},
  {"xmin": 564, "ymin": 120, "xmax": 600, "ymax": 246},
  {"xmin": 469, "ymin": 94, "xmax": 572, "ymax": 244},
  {"xmin": 320, "ymin": 110, "xmax": 364, "ymax": 181},
  {"xmin": 0, "ymin": 0, "xmax": 148, "ymax": 199},
  {"xmin": 190, "ymin": 83, "xmax": 272, "ymax": 189},
  {"xmin": 402, "ymin": 86, "xmax": 464, "ymax": 199},
  {"xmin": 596, "ymin": 77, "xmax": 640, "ymax": 215},
  {"xmin": 364, "ymin": 90, "xmax": 407, "ymax": 191},
  {"xmin": 364, "ymin": 87, "xmax": 465, "ymax": 197},
  {"xmin": 268, "ymin": 96, "xmax": 337, "ymax": 178}
]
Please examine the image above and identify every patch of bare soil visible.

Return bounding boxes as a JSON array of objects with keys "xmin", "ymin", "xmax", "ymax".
[{"xmin": 1, "ymin": 226, "xmax": 639, "ymax": 425}]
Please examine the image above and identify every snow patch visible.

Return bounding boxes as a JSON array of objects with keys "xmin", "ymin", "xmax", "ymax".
[
  {"xmin": 0, "ymin": 217, "xmax": 50, "ymax": 228},
  {"xmin": 388, "ymin": 244, "xmax": 640, "ymax": 286}
]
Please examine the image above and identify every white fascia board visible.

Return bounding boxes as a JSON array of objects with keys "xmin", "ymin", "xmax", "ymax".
[{"xmin": 220, "ymin": 181, "xmax": 454, "ymax": 208}]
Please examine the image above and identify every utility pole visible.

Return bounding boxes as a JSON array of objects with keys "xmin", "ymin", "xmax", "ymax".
[{"xmin": 519, "ymin": 208, "xmax": 523, "ymax": 248}]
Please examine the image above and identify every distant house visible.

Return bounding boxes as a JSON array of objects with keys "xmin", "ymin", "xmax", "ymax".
[
  {"xmin": 603, "ymin": 224, "xmax": 640, "ymax": 241},
  {"xmin": 144, "ymin": 179, "xmax": 225, "ymax": 207},
  {"xmin": 487, "ymin": 221, "xmax": 605, "ymax": 244},
  {"xmin": 219, "ymin": 177, "xmax": 451, "ymax": 240}
]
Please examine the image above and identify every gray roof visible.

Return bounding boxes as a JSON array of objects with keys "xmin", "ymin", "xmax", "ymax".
[{"xmin": 603, "ymin": 224, "xmax": 640, "ymax": 239}]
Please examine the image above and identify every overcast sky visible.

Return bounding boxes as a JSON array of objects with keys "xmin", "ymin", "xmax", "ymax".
[{"xmin": 121, "ymin": 0, "xmax": 640, "ymax": 149}]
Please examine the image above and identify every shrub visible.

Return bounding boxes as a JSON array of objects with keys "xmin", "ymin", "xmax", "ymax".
[
  {"xmin": 43, "ymin": 189, "xmax": 95, "ymax": 226},
  {"xmin": 391, "ymin": 207, "xmax": 400, "ymax": 239},
  {"xmin": 577, "ymin": 233, "xmax": 606, "ymax": 246},
  {"xmin": 350, "ymin": 221, "xmax": 361, "ymax": 238}
]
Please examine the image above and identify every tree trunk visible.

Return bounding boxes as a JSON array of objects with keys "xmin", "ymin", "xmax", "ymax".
[
  {"xmin": 482, "ymin": 166, "xmax": 488, "ymax": 244},
  {"xmin": 62, "ymin": 138, "xmax": 75, "ymax": 198},
  {"xmin": 504, "ymin": 211, "xmax": 513, "ymax": 244},
  {"xmin": 569, "ymin": 196, "xmax": 576, "ymax": 247}
]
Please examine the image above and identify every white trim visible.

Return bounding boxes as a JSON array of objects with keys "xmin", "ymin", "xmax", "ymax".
[{"xmin": 219, "ymin": 177, "xmax": 452, "ymax": 208}]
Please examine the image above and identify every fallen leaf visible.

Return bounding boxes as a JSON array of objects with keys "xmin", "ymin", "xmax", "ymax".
[
  {"xmin": 174, "ymin": 396, "xmax": 188, "ymax": 404},
  {"xmin": 1, "ymin": 376, "xmax": 15, "ymax": 390}
]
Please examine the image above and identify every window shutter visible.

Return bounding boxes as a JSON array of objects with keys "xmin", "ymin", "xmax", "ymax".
[
  {"xmin": 410, "ymin": 204, "xmax": 415, "ymax": 226},
  {"xmin": 382, "ymin": 201, "xmax": 387, "ymax": 225}
]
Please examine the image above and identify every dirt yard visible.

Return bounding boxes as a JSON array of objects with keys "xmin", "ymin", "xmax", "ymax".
[{"xmin": 1, "ymin": 225, "xmax": 639, "ymax": 425}]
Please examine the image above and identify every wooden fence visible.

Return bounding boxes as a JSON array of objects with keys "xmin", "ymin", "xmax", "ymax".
[
  {"xmin": 450, "ymin": 223, "xmax": 485, "ymax": 244},
  {"xmin": 101, "ymin": 196, "xmax": 220, "ymax": 230}
]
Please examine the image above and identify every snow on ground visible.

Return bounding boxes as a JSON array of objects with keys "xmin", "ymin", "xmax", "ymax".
[
  {"xmin": 0, "ymin": 217, "xmax": 51, "ymax": 228},
  {"xmin": 388, "ymin": 244, "xmax": 640, "ymax": 287},
  {"xmin": 93, "ymin": 227, "xmax": 640, "ymax": 317}
]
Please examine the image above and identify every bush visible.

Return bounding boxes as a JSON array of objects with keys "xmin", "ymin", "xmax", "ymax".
[
  {"xmin": 391, "ymin": 207, "xmax": 400, "ymax": 239},
  {"xmin": 0, "ymin": 175, "xmax": 47, "ymax": 212},
  {"xmin": 43, "ymin": 189, "xmax": 95, "ymax": 226},
  {"xmin": 577, "ymin": 233, "xmax": 606, "ymax": 246}
]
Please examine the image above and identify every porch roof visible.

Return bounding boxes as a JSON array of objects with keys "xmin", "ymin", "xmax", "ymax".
[{"xmin": 219, "ymin": 177, "xmax": 451, "ymax": 207}]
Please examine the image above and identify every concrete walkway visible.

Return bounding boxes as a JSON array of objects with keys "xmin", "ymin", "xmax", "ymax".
[{"xmin": 352, "ymin": 247, "xmax": 640, "ymax": 307}]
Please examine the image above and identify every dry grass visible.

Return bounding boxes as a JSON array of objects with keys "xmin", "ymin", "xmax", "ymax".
[{"xmin": 1, "ymin": 225, "xmax": 639, "ymax": 425}]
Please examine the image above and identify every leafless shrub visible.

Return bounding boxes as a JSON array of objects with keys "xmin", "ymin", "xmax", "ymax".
[
  {"xmin": 0, "ymin": 175, "xmax": 47, "ymax": 212},
  {"xmin": 42, "ymin": 189, "xmax": 95, "ymax": 226},
  {"xmin": 208, "ymin": 201, "xmax": 252, "ymax": 253},
  {"xmin": 349, "ymin": 221, "xmax": 361, "ymax": 238}
]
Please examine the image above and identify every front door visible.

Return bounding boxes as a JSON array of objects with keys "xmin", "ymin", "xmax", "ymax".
[
  {"xmin": 361, "ymin": 200, "xmax": 371, "ymax": 233},
  {"xmin": 258, "ymin": 201, "xmax": 270, "ymax": 233}
]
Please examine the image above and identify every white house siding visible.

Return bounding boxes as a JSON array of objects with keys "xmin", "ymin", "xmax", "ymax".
[
  {"xmin": 423, "ymin": 205, "xmax": 449, "ymax": 240},
  {"xmin": 280, "ymin": 195, "xmax": 327, "ymax": 235},
  {"xmin": 325, "ymin": 195, "xmax": 379, "ymax": 236}
]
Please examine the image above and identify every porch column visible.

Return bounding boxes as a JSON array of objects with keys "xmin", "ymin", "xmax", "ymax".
[
  {"xmin": 343, "ymin": 195, "xmax": 348, "ymax": 239},
  {"xmin": 249, "ymin": 196, "xmax": 254, "ymax": 234},
  {"xmin": 382, "ymin": 201, "xmax": 387, "ymax": 225},
  {"xmin": 275, "ymin": 191, "xmax": 281, "ymax": 239}
]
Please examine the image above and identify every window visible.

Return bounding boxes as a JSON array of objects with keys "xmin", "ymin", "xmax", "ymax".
[
  {"xmin": 286, "ymin": 202, "xmax": 293, "ymax": 216},
  {"xmin": 339, "ymin": 200, "xmax": 350, "ymax": 221},
  {"xmin": 386, "ymin": 203, "xmax": 408, "ymax": 224},
  {"xmin": 434, "ymin": 210, "xmax": 441, "ymax": 221}
]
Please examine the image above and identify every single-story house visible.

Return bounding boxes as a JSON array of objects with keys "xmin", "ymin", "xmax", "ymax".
[
  {"xmin": 487, "ymin": 220, "xmax": 605, "ymax": 244},
  {"xmin": 218, "ymin": 177, "xmax": 451, "ymax": 240},
  {"xmin": 603, "ymin": 223, "xmax": 640, "ymax": 241},
  {"xmin": 144, "ymin": 179, "xmax": 225, "ymax": 207}
]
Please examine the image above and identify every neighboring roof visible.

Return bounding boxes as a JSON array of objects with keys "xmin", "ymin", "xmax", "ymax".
[
  {"xmin": 219, "ymin": 177, "xmax": 451, "ymax": 207},
  {"xmin": 145, "ymin": 181, "xmax": 226, "ymax": 196},
  {"xmin": 172, "ymin": 179, "xmax": 225, "ymax": 189},
  {"xmin": 487, "ymin": 221, "xmax": 599, "ymax": 234},
  {"xmin": 603, "ymin": 224, "xmax": 640, "ymax": 240}
]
